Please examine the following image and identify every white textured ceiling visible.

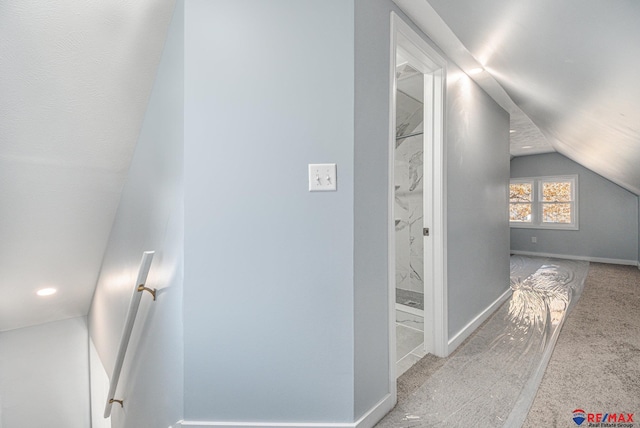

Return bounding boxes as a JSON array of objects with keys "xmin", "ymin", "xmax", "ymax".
[
  {"xmin": 0, "ymin": 1, "xmax": 175, "ymax": 331},
  {"xmin": 395, "ymin": 0, "xmax": 640, "ymax": 194}
]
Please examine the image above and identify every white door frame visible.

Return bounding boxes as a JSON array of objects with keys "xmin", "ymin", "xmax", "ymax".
[{"xmin": 389, "ymin": 13, "xmax": 448, "ymax": 384}]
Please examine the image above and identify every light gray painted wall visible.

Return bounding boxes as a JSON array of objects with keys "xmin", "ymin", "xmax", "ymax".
[
  {"xmin": 0, "ymin": 317, "xmax": 90, "ymax": 428},
  {"xmin": 446, "ymin": 71, "xmax": 511, "ymax": 338},
  {"xmin": 87, "ymin": 2, "xmax": 184, "ymax": 427},
  {"xmin": 183, "ymin": 0, "xmax": 356, "ymax": 423},
  {"xmin": 353, "ymin": 0, "xmax": 510, "ymax": 416},
  {"xmin": 354, "ymin": 0, "xmax": 397, "ymax": 417},
  {"xmin": 511, "ymin": 153, "xmax": 639, "ymax": 262},
  {"xmin": 89, "ymin": 337, "xmax": 111, "ymax": 428}
]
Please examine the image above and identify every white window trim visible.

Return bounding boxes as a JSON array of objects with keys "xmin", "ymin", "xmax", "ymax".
[
  {"xmin": 509, "ymin": 178, "xmax": 534, "ymax": 225},
  {"xmin": 510, "ymin": 175, "xmax": 579, "ymax": 230}
]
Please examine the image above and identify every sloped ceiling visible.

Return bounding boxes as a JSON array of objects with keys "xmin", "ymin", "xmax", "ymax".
[
  {"xmin": 0, "ymin": 1, "xmax": 175, "ymax": 331},
  {"xmin": 2, "ymin": 1, "xmax": 638, "ymax": 333},
  {"xmin": 395, "ymin": 0, "xmax": 640, "ymax": 195}
]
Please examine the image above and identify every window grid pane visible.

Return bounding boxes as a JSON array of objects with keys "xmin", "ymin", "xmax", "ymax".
[
  {"xmin": 542, "ymin": 202, "xmax": 572, "ymax": 224},
  {"xmin": 510, "ymin": 183, "xmax": 532, "ymax": 203},
  {"xmin": 542, "ymin": 181, "xmax": 572, "ymax": 202},
  {"xmin": 510, "ymin": 203, "xmax": 532, "ymax": 222}
]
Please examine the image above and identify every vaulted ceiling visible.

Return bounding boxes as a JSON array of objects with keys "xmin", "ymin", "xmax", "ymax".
[
  {"xmin": 394, "ymin": 0, "xmax": 640, "ymax": 195},
  {"xmin": 0, "ymin": 0, "xmax": 176, "ymax": 331},
  {"xmin": 1, "ymin": 1, "xmax": 639, "ymax": 331}
]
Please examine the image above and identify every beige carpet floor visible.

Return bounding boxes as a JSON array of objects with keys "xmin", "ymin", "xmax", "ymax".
[
  {"xmin": 381, "ymin": 262, "xmax": 640, "ymax": 427},
  {"xmin": 523, "ymin": 262, "xmax": 640, "ymax": 427}
]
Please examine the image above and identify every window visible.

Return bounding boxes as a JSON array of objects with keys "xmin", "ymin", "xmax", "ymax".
[
  {"xmin": 509, "ymin": 179, "xmax": 533, "ymax": 224},
  {"xmin": 509, "ymin": 175, "xmax": 578, "ymax": 229}
]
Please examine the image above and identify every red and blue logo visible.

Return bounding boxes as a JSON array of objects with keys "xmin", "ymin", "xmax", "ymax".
[
  {"xmin": 573, "ymin": 409, "xmax": 586, "ymax": 426},
  {"xmin": 572, "ymin": 408, "xmax": 635, "ymax": 426}
]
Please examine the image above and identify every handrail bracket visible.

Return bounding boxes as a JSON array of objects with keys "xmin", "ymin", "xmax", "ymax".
[
  {"xmin": 137, "ymin": 284, "xmax": 157, "ymax": 301},
  {"xmin": 109, "ymin": 399, "xmax": 124, "ymax": 408}
]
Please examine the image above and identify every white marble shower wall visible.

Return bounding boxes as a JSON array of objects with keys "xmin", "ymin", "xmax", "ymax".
[
  {"xmin": 395, "ymin": 134, "xmax": 424, "ymax": 294},
  {"xmin": 395, "ymin": 65, "xmax": 424, "ymax": 295}
]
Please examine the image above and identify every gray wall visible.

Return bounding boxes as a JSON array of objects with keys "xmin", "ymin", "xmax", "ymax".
[
  {"xmin": 183, "ymin": 0, "xmax": 356, "ymax": 423},
  {"xmin": 87, "ymin": 2, "xmax": 184, "ymax": 427},
  {"xmin": 354, "ymin": 0, "xmax": 396, "ymax": 417},
  {"xmin": 354, "ymin": 0, "xmax": 510, "ymax": 416},
  {"xmin": 85, "ymin": 1, "xmax": 513, "ymax": 425},
  {"xmin": 511, "ymin": 152, "xmax": 639, "ymax": 263},
  {"xmin": 446, "ymin": 72, "xmax": 511, "ymax": 338},
  {"xmin": 0, "ymin": 317, "xmax": 90, "ymax": 428}
]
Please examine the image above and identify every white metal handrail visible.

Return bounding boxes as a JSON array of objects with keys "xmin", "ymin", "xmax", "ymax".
[{"xmin": 104, "ymin": 251, "xmax": 156, "ymax": 418}]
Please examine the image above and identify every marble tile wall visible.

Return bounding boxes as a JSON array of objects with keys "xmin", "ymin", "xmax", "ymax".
[
  {"xmin": 395, "ymin": 70, "xmax": 425, "ymax": 296},
  {"xmin": 395, "ymin": 134, "xmax": 424, "ymax": 294}
]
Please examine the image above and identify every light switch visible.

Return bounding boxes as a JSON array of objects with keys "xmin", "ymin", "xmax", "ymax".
[{"xmin": 308, "ymin": 163, "xmax": 337, "ymax": 192}]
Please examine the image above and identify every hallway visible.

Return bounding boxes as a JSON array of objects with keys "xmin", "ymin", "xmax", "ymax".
[{"xmin": 380, "ymin": 257, "xmax": 593, "ymax": 427}]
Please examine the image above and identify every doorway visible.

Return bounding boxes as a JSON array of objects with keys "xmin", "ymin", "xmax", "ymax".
[
  {"xmin": 390, "ymin": 13, "xmax": 447, "ymax": 380},
  {"xmin": 394, "ymin": 57, "xmax": 427, "ymax": 376}
]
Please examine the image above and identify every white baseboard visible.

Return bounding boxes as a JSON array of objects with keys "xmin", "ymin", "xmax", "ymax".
[
  {"xmin": 447, "ymin": 287, "xmax": 512, "ymax": 354},
  {"xmin": 353, "ymin": 393, "xmax": 395, "ymax": 428},
  {"xmin": 175, "ymin": 393, "xmax": 395, "ymax": 428},
  {"xmin": 510, "ymin": 250, "xmax": 638, "ymax": 267}
]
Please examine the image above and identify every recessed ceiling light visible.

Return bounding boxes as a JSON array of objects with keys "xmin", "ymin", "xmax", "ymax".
[
  {"xmin": 468, "ymin": 67, "xmax": 484, "ymax": 75},
  {"xmin": 522, "ymin": 145, "xmax": 533, "ymax": 149},
  {"xmin": 37, "ymin": 288, "xmax": 57, "ymax": 296}
]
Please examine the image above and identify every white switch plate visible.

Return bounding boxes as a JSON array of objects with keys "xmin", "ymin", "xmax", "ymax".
[{"xmin": 308, "ymin": 163, "xmax": 337, "ymax": 192}]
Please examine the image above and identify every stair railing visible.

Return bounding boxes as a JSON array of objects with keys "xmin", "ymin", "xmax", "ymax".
[{"xmin": 104, "ymin": 251, "xmax": 156, "ymax": 418}]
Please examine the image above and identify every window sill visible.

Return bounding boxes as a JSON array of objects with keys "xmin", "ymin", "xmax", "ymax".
[{"xmin": 510, "ymin": 223, "xmax": 579, "ymax": 231}]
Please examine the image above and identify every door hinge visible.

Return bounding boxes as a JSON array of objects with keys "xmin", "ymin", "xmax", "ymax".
[{"xmin": 423, "ymin": 227, "xmax": 430, "ymax": 236}]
